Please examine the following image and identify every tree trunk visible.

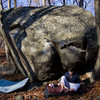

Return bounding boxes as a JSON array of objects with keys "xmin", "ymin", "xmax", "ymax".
[
  {"xmin": 63, "ymin": 0, "xmax": 66, "ymax": 6},
  {"xmin": 47, "ymin": 0, "xmax": 51, "ymax": 6},
  {"xmin": 42, "ymin": 0, "xmax": 46, "ymax": 6},
  {"xmin": 79, "ymin": 0, "xmax": 84, "ymax": 8},
  {"xmin": 37, "ymin": 0, "xmax": 40, "ymax": 7},
  {"xmin": 8, "ymin": 0, "xmax": 11, "ymax": 9},
  {"xmin": 29, "ymin": 0, "xmax": 31, "ymax": 6},
  {"xmin": 42, "ymin": 0, "xmax": 51, "ymax": 6},
  {"xmin": 14, "ymin": 0, "xmax": 17, "ymax": 8},
  {"xmin": 73, "ymin": 0, "xmax": 78, "ymax": 6},
  {"xmin": 5, "ymin": 43, "xmax": 16, "ymax": 69},
  {"xmin": 90, "ymin": 0, "xmax": 100, "ymax": 82},
  {"xmin": 0, "ymin": 0, "xmax": 3, "ymax": 11}
]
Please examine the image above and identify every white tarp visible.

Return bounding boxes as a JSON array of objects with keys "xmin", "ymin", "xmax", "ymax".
[{"xmin": 0, "ymin": 78, "xmax": 29, "ymax": 93}]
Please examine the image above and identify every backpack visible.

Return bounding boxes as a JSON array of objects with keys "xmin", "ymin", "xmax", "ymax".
[{"xmin": 44, "ymin": 83, "xmax": 68, "ymax": 98}]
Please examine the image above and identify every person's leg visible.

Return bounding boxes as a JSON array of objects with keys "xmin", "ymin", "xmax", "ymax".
[
  {"xmin": 59, "ymin": 76, "xmax": 70, "ymax": 89},
  {"xmin": 69, "ymin": 83, "xmax": 80, "ymax": 91}
]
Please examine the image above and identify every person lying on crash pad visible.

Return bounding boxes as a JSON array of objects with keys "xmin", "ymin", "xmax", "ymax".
[{"xmin": 58, "ymin": 67, "xmax": 84, "ymax": 92}]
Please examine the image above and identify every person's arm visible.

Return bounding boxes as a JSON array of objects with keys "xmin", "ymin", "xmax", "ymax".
[{"xmin": 64, "ymin": 72, "xmax": 69, "ymax": 79}]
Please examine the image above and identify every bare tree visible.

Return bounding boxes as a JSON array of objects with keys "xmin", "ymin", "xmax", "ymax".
[
  {"xmin": 37, "ymin": 0, "xmax": 40, "ymax": 7},
  {"xmin": 73, "ymin": 0, "xmax": 91, "ymax": 8},
  {"xmin": 8, "ymin": 0, "xmax": 11, "ymax": 9},
  {"xmin": 42, "ymin": 0, "xmax": 51, "ymax": 6},
  {"xmin": 0, "ymin": 0, "xmax": 3, "ymax": 11},
  {"xmin": 48, "ymin": 0, "xmax": 51, "ymax": 6},
  {"xmin": 14, "ymin": 0, "xmax": 17, "ymax": 8},
  {"xmin": 73, "ymin": 0, "xmax": 92, "ymax": 9},
  {"xmin": 73, "ymin": 0, "xmax": 79, "ymax": 5},
  {"xmin": 84, "ymin": 0, "xmax": 92, "ymax": 9},
  {"xmin": 90, "ymin": 0, "xmax": 100, "ymax": 82},
  {"xmin": 42, "ymin": 0, "xmax": 46, "ymax": 6},
  {"xmin": 79, "ymin": 0, "xmax": 84, "ymax": 7},
  {"xmin": 63, "ymin": 0, "xmax": 66, "ymax": 6},
  {"xmin": 29, "ymin": 0, "xmax": 32, "ymax": 6}
]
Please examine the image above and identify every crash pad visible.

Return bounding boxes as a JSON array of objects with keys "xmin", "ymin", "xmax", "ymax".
[{"xmin": 0, "ymin": 78, "xmax": 29, "ymax": 93}]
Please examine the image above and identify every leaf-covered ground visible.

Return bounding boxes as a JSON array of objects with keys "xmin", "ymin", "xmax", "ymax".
[{"xmin": 0, "ymin": 47, "xmax": 100, "ymax": 100}]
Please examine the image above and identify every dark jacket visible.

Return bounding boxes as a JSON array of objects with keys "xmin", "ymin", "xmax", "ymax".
[{"xmin": 64, "ymin": 72, "xmax": 81, "ymax": 83}]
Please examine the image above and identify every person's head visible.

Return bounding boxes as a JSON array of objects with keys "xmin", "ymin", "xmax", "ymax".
[{"xmin": 68, "ymin": 67, "xmax": 74, "ymax": 75}]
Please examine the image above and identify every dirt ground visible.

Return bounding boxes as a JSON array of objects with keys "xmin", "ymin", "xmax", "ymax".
[{"xmin": 0, "ymin": 47, "xmax": 100, "ymax": 100}]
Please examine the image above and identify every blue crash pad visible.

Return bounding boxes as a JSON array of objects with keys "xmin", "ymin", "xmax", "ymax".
[{"xmin": 0, "ymin": 78, "xmax": 29, "ymax": 93}]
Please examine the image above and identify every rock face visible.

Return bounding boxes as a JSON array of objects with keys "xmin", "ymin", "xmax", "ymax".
[
  {"xmin": 0, "ymin": 34, "xmax": 4, "ymax": 48},
  {"xmin": 1, "ymin": 6, "xmax": 98, "ymax": 81}
]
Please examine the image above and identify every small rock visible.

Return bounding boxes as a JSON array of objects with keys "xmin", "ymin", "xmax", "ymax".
[
  {"xmin": 86, "ymin": 72, "xmax": 92, "ymax": 78},
  {"xmin": 15, "ymin": 95, "xmax": 24, "ymax": 100},
  {"xmin": 0, "ymin": 65, "xmax": 16, "ymax": 75}
]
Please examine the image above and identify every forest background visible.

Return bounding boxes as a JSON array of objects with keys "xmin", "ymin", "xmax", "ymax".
[{"xmin": 1, "ymin": 0, "xmax": 95, "ymax": 15}]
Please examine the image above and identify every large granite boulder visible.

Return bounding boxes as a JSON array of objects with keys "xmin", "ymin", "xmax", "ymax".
[{"xmin": 1, "ymin": 6, "xmax": 97, "ymax": 81}]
